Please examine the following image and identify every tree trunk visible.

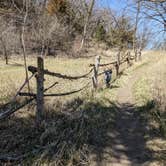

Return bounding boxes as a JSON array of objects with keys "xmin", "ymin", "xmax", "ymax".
[
  {"xmin": 0, "ymin": 37, "xmax": 8, "ymax": 65},
  {"xmin": 133, "ymin": 1, "xmax": 141, "ymax": 61},
  {"xmin": 20, "ymin": 0, "xmax": 31, "ymax": 93},
  {"xmin": 80, "ymin": 0, "xmax": 95, "ymax": 50}
]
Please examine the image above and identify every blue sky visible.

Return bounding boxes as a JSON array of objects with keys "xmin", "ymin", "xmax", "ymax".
[
  {"xmin": 95, "ymin": 0, "xmax": 136, "ymax": 23},
  {"xmin": 95, "ymin": 0, "xmax": 166, "ymax": 49},
  {"xmin": 96, "ymin": 0, "xmax": 128, "ymax": 12}
]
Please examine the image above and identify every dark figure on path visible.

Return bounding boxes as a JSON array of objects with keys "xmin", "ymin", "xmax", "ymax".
[{"xmin": 104, "ymin": 68, "xmax": 112, "ymax": 88}]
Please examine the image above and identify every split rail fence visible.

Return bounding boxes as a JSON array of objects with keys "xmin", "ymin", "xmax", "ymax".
[{"xmin": 0, "ymin": 50, "xmax": 141, "ymax": 125}]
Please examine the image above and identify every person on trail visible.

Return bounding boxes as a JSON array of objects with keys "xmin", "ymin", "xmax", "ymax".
[{"xmin": 104, "ymin": 68, "xmax": 112, "ymax": 88}]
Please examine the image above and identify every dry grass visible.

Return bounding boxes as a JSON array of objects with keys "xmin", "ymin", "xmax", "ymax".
[
  {"xmin": 0, "ymin": 50, "xmax": 165, "ymax": 165},
  {"xmin": 150, "ymin": 54, "xmax": 166, "ymax": 137},
  {"xmin": 0, "ymin": 50, "xmax": 131, "ymax": 165},
  {"xmin": 0, "ymin": 54, "xmax": 119, "ymax": 105},
  {"xmin": 132, "ymin": 51, "xmax": 166, "ymax": 165},
  {"xmin": 0, "ymin": 93, "xmax": 118, "ymax": 165}
]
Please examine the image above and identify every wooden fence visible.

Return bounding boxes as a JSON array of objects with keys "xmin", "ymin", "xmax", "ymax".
[{"xmin": 0, "ymin": 50, "xmax": 141, "ymax": 125}]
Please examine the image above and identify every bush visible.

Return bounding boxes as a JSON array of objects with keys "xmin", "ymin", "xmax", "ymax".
[
  {"xmin": 94, "ymin": 24, "xmax": 106, "ymax": 42},
  {"xmin": 152, "ymin": 85, "xmax": 166, "ymax": 137}
]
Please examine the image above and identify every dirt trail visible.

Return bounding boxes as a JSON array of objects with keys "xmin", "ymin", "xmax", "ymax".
[
  {"xmin": 92, "ymin": 61, "xmax": 154, "ymax": 166},
  {"xmin": 109, "ymin": 71, "xmax": 151, "ymax": 166}
]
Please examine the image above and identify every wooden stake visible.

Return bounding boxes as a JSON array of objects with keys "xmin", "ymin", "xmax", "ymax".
[
  {"xmin": 126, "ymin": 57, "xmax": 130, "ymax": 67},
  {"xmin": 117, "ymin": 51, "xmax": 120, "ymax": 66},
  {"xmin": 135, "ymin": 49, "xmax": 138, "ymax": 62},
  {"xmin": 126, "ymin": 51, "xmax": 131, "ymax": 67},
  {"xmin": 92, "ymin": 55, "xmax": 101, "ymax": 89},
  {"xmin": 115, "ymin": 62, "xmax": 119, "ymax": 77},
  {"xmin": 138, "ymin": 49, "xmax": 142, "ymax": 61},
  {"xmin": 36, "ymin": 57, "xmax": 44, "ymax": 127}
]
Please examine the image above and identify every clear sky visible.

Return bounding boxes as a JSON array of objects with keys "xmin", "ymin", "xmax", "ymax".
[
  {"xmin": 95, "ymin": 0, "xmax": 166, "ymax": 49},
  {"xmin": 96, "ymin": 0, "xmax": 129, "ymax": 12},
  {"xmin": 95, "ymin": 0, "xmax": 136, "ymax": 22}
]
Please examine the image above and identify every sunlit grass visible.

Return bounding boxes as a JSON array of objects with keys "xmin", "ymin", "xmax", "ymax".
[
  {"xmin": 131, "ymin": 51, "xmax": 166, "ymax": 163},
  {"xmin": 0, "ymin": 55, "xmax": 119, "ymax": 104},
  {"xmin": 132, "ymin": 51, "xmax": 166, "ymax": 106},
  {"xmin": 0, "ymin": 51, "xmax": 166, "ymax": 165}
]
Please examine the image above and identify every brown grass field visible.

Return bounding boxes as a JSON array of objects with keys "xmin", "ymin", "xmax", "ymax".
[
  {"xmin": 0, "ymin": 50, "xmax": 166, "ymax": 166},
  {"xmin": 0, "ymin": 49, "xmax": 125, "ymax": 106}
]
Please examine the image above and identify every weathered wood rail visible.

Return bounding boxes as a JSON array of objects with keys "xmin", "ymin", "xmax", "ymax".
[{"xmin": 28, "ymin": 66, "xmax": 93, "ymax": 80}]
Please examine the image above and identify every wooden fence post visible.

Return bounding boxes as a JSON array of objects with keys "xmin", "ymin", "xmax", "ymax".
[
  {"xmin": 36, "ymin": 56, "xmax": 44, "ymax": 127},
  {"xmin": 126, "ymin": 51, "xmax": 131, "ymax": 67},
  {"xmin": 92, "ymin": 55, "xmax": 101, "ymax": 89},
  {"xmin": 138, "ymin": 49, "xmax": 142, "ymax": 61},
  {"xmin": 117, "ymin": 51, "xmax": 120, "ymax": 66},
  {"xmin": 128, "ymin": 51, "xmax": 132, "ymax": 66},
  {"xmin": 126, "ymin": 57, "xmax": 130, "ymax": 67},
  {"xmin": 115, "ymin": 61, "xmax": 119, "ymax": 77},
  {"xmin": 135, "ymin": 49, "xmax": 138, "ymax": 62},
  {"xmin": 115, "ymin": 51, "xmax": 120, "ymax": 77}
]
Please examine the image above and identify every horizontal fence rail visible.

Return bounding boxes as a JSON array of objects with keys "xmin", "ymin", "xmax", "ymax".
[
  {"xmin": 28, "ymin": 66, "xmax": 93, "ymax": 80},
  {"xmin": 19, "ymin": 82, "xmax": 91, "ymax": 97}
]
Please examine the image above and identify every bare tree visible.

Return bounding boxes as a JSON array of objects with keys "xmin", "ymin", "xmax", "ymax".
[
  {"xmin": 133, "ymin": 0, "xmax": 141, "ymax": 61},
  {"xmin": 19, "ymin": 1, "xmax": 31, "ymax": 93},
  {"xmin": 139, "ymin": 0, "xmax": 166, "ymax": 32},
  {"xmin": 80, "ymin": 0, "xmax": 95, "ymax": 49},
  {"xmin": 137, "ymin": 23, "xmax": 152, "ymax": 50},
  {"xmin": 0, "ymin": 37, "xmax": 8, "ymax": 64},
  {"xmin": 0, "ymin": 13, "xmax": 16, "ymax": 64}
]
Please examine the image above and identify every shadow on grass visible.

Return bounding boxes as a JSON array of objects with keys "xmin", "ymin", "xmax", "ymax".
[
  {"xmin": 133, "ymin": 100, "xmax": 166, "ymax": 164},
  {"xmin": 0, "ymin": 97, "xmax": 161, "ymax": 165},
  {"xmin": 110, "ymin": 85, "xmax": 120, "ymax": 89}
]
